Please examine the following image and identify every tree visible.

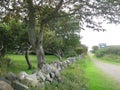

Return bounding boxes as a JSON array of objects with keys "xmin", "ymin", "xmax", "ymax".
[
  {"xmin": 43, "ymin": 30, "xmax": 63, "ymax": 60},
  {"xmin": 92, "ymin": 46, "xmax": 99, "ymax": 53},
  {"xmin": 1, "ymin": 0, "xmax": 120, "ymax": 68}
]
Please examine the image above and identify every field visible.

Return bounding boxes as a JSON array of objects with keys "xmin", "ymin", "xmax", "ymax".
[{"xmin": 0, "ymin": 54, "xmax": 59, "ymax": 75}]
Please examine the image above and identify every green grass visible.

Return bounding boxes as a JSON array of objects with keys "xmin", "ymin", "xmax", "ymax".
[
  {"xmin": 85, "ymin": 56, "xmax": 120, "ymax": 90},
  {"xmin": 94, "ymin": 55, "xmax": 120, "ymax": 65},
  {"xmin": 0, "ymin": 54, "xmax": 59, "ymax": 74},
  {"xmin": 44, "ymin": 58, "xmax": 88, "ymax": 90}
]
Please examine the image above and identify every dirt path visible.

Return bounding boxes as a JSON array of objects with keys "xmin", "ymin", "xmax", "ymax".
[{"xmin": 92, "ymin": 58, "xmax": 120, "ymax": 83}]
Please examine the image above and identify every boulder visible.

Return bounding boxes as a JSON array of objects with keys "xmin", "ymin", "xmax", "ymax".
[
  {"xmin": 6, "ymin": 72, "xmax": 17, "ymax": 81},
  {"xmin": 0, "ymin": 80, "xmax": 13, "ymax": 90},
  {"xmin": 12, "ymin": 81, "xmax": 29, "ymax": 90},
  {"xmin": 41, "ymin": 64, "xmax": 51, "ymax": 74},
  {"xmin": 24, "ymin": 73, "xmax": 39, "ymax": 87},
  {"xmin": 18, "ymin": 71, "xmax": 28, "ymax": 80},
  {"xmin": 37, "ymin": 71, "xmax": 46, "ymax": 82}
]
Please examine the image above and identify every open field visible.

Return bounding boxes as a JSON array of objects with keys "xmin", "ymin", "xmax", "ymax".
[{"xmin": 0, "ymin": 54, "xmax": 59, "ymax": 74}]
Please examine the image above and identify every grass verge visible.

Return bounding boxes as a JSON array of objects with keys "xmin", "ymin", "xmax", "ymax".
[
  {"xmin": 85, "ymin": 56, "xmax": 120, "ymax": 90},
  {"xmin": 94, "ymin": 55, "xmax": 120, "ymax": 65},
  {"xmin": 44, "ymin": 58, "xmax": 88, "ymax": 90}
]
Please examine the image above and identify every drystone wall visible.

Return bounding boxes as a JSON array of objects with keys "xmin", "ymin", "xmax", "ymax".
[{"xmin": 0, "ymin": 57, "xmax": 81, "ymax": 90}]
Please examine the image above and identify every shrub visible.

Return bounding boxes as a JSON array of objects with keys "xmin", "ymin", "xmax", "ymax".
[
  {"xmin": 95, "ymin": 49, "xmax": 105, "ymax": 57},
  {"xmin": 75, "ymin": 47, "xmax": 84, "ymax": 55},
  {"xmin": 64, "ymin": 49, "xmax": 76, "ymax": 58}
]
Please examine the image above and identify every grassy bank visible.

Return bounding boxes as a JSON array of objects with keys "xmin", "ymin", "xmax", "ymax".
[
  {"xmin": 85, "ymin": 56, "xmax": 120, "ymax": 90},
  {"xmin": 95, "ymin": 55, "xmax": 120, "ymax": 65},
  {"xmin": 45, "ymin": 58, "xmax": 88, "ymax": 90}
]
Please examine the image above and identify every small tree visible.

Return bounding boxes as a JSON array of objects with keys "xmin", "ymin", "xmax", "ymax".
[
  {"xmin": 92, "ymin": 46, "xmax": 99, "ymax": 53},
  {"xmin": 75, "ymin": 47, "xmax": 84, "ymax": 55}
]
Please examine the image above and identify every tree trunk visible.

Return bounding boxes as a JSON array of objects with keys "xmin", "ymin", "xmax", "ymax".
[
  {"xmin": 36, "ymin": 23, "xmax": 46, "ymax": 69},
  {"xmin": 25, "ymin": 45, "xmax": 32, "ymax": 69},
  {"xmin": 36, "ymin": 44, "xmax": 45, "ymax": 69}
]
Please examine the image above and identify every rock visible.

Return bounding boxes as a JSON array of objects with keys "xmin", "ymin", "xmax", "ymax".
[
  {"xmin": 25, "ymin": 73, "xmax": 39, "ymax": 87},
  {"xmin": 62, "ymin": 62, "xmax": 67, "ymax": 69},
  {"xmin": 37, "ymin": 71, "xmax": 46, "ymax": 82},
  {"xmin": 55, "ymin": 70, "xmax": 60, "ymax": 78},
  {"xmin": 43, "ymin": 73, "xmax": 52, "ymax": 82},
  {"xmin": 49, "ymin": 72, "xmax": 55, "ymax": 78},
  {"xmin": 50, "ymin": 64, "xmax": 57, "ymax": 73},
  {"xmin": 18, "ymin": 71, "xmax": 28, "ymax": 80},
  {"xmin": 6, "ymin": 72, "xmax": 17, "ymax": 81},
  {"xmin": 12, "ymin": 81, "xmax": 29, "ymax": 90},
  {"xmin": 0, "ymin": 77, "xmax": 11, "ymax": 84},
  {"xmin": 0, "ymin": 80, "xmax": 13, "ymax": 90},
  {"xmin": 41, "ymin": 64, "xmax": 50, "ymax": 74}
]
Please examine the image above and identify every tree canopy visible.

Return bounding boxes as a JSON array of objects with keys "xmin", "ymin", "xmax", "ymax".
[{"xmin": 0, "ymin": 0, "xmax": 120, "ymax": 68}]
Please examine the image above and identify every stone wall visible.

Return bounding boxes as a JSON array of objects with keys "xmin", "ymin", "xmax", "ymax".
[{"xmin": 0, "ymin": 57, "xmax": 80, "ymax": 90}]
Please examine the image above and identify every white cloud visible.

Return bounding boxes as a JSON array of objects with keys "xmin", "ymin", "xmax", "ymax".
[{"xmin": 81, "ymin": 24, "xmax": 120, "ymax": 50}]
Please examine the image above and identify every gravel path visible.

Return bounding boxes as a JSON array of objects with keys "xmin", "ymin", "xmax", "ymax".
[{"xmin": 92, "ymin": 59, "xmax": 120, "ymax": 83}]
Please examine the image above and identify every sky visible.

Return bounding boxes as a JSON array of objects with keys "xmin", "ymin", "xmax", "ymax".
[{"xmin": 80, "ymin": 23, "xmax": 120, "ymax": 50}]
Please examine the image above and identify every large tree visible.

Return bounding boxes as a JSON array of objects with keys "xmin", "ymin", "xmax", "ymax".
[{"xmin": 0, "ymin": 0, "xmax": 120, "ymax": 68}]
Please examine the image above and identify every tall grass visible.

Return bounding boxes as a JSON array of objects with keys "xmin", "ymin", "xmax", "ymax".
[{"xmin": 85, "ymin": 56, "xmax": 120, "ymax": 90}]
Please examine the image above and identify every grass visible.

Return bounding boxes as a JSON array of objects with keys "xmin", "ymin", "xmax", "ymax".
[
  {"xmin": 85, "ymin": 56, "xmax": 120, "ymax": 90},
  {"xmin": 94, "ymin": 55, "xmax": 120, "ymax": 65},
  {"xmin": 0, "ymin": 54, "xmax": 59, "ymax": 74}
]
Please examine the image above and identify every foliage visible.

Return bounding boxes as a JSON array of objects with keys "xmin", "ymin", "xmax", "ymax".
[
  {"xmin": 95, "ymin": 49, "xmax": 105, "ymax": 57},
  {"xmin": 75, "ymin": 47, "xmax": 84, "ymax": 55},
  {"xmin": 0, "ymin": 21, "xmax": 28, "ymax": 55},
  {"xmin": 95, "ymin": 45, "xmax": 120, "ymax": 57},
  {"xmin": 64, "ymin": 49, "xmax": 77, "ymax": 58},
  {"xmin": 1, "ymin": 0, "xmax": 120, "ymax": 67},
  {"xmin": 43, "ymin": 30, "xmax": 63, "ymax": 58},
  {"xmin": 91, "ymin": 46, "xmax": 99, "ymax": 53},
  {"xmin": 49, "ymin": 16, "xmax": 81, "ymax": 57}
]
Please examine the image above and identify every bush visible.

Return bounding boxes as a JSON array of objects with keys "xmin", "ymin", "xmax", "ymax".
[
  {"xmin": 95, "ymin": 45, "xmax": 120, "ymax": 58},
  {"xmin": 64, "ymin": 49, "xmax": 76, "ymax": 58},
  {"xmin": 75, "ymin": 47, "xmax": 84, "ymax": 55},
  {"xmin": 95, "ymin": 49, "xmax": 105, "ymax": 57}
]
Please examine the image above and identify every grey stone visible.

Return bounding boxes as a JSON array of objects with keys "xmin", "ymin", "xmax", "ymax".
[
  {"xmin": 43, "ymin": 73, "xmax": 52, "ymax": 82},
  {"xmin": 55, "ymin": 70, "xmax": 60, "ymax": 78},
  {"xmin": 41, "ymin": 64, "xmax": 50, "ymax": 74},
  {"xmin": 18, "ymin": 72, "xmax": 28, "ymax": 80},
  {"xmin": 25, "ymin": 73, "xmax": 39, "ymax": 87},
  {"xmin": 12, "ymin": 81, "xmax": 29, "ymax": 90},
  {"xmin": 37, "ymin": 71, "xmax": 46, "ymax": 82},
  {"xmin": 6, "ymin": 72, "xmax": 17, "ymax": 81},
  {"xmin": 0, "ymin": 80, "xmax": 13, "ymax": 90},
  {"xmin": 49, "ymin": 72, "xmax": 55, "ymax": 78}
]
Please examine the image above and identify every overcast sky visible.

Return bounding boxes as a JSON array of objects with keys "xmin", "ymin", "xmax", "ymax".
[{"xmin": 80, "ymin": 23, "xmax": 120, "ymax": 50}]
